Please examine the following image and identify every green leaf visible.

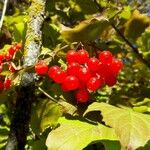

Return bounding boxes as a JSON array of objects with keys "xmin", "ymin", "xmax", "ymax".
[
  {"xmin": 84, "ymin": 102, "xmax": 150, "ymax": 149},
  {"xmin": 61, "ymin": 16, "xmax": 110, "ymax": 42},
  {"xmin": 119, "ymin": 6, "xmax": 131, "ymax": 19},
  {"xmin": 13, "ymin": 22, "xmax": 27, "ymax": 42},
  {"xmin": 30, "ymin": 99, "xmax": 62, "ymax": 135},
  {"xmin": 136, "ymin": 26, "xmax": 150, "ymax": 61},
  {"xmin": 124, "ymin": 10, "xmax": 150, "ymax": 41},
  {"xmin": 46, "ymin": 117, "xmax": 120, "ymax": 150}
]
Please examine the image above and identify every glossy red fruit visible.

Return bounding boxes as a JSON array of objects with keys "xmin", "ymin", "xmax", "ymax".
[
  {"xmin": 99, "ymin": 50, "xmax": 113, "ymax": 64},
  {"xmin": 110, "ymin": 58, "xmax": 123, "ymax": 75},
  {"xmin": 4, "ymin": 78, "xmax": 11, "ymax": 89},
  {"xmin": 66, "ymin": 50, "xmax": 78, "ymax": 63},
  {"xmin": 53, "ymin": 70, "xmax": 67, "ymax": 84},
  {"xmin": 62, "ymin": 75, "xmax": 79, "ymax": 91},
  {"xmin": 9, "ymin": 46, "xmax": 17, "ymax": 56},
  {"xmin": 78, "ymin": 67, "xmax": 91, "ymax": 82},
  {"xmin": 77, "ymin": 49, "xmax": 89, "ymax": 64},
  {"xmin": 0, "ymin": 54, "xmax": 4, "ymax": 63},
  {"xmin": 105, "ymin": 75, "xmax": 117, "ymax": 87},
  {"xmin": 87, "ymin": 77, "xmax": 103, "ymax": 91},
  {"xmin": 75, "ymin": 89, "xmax": 89, "ymax": 103},
  {"xmin": 48, "ymin": 66, "xmax": 61, "ymax": 79},
  {"xmin": 5, "ymin": 53, "xmax": 13, "ymax": 61},
  {"xmin": 35, "ymin": 61, "xmax": 48, "ymax": 75},
  {"xmin": 67, "ymin": 62, "xmax": 80, "ymax": 77},
  {"xmin": 87, "ymin": 57, "xmax": 99, "ymax": 72},
  {"xmin": 0, "ymin": 81, "xmax": 4, "ymax": 91}
]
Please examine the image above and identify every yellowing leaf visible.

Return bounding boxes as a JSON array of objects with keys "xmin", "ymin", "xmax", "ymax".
[
  {"xmin": 84, "ymin": 102, "xmax": 150, "ymax": 149},
  {"xmin": 46, "ymin": 117, "xmax": 120, "ymax": 150},
  {"xmin": 61, "ymin": 17, "xmax": 110, "ymax": 42},
  {"xmin": 124, "ymin": 10, "xmax": 150, "ymax": 41}
]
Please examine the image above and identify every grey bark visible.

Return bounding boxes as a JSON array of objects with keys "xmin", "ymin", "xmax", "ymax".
[{"xmin": 6, "ymin": 0, "xmax": 46, "ymax": 149}]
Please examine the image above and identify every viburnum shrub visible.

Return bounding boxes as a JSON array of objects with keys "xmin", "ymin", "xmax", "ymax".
[
  {"xmin": 35, "ymin": 48, "xmax": 123, "ymax": 103},
  {"xmin": 0, "ymin": 43, "xmax": 22, "ymax": 91}
]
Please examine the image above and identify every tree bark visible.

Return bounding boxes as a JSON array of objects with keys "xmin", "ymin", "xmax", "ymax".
[{"xmin": 6, "ymin": 0, "xmax": 46, "ymax": 149}]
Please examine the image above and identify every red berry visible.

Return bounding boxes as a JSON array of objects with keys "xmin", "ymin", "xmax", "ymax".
[
  {"xmin": 4, "ymin": 78, "xmax": 12, "ymax": 89},
  {"xmin": 77, "ymin": 49, "xmax": 89, "ymax": 64},
  {"xmin": 87, "ymin": 77, "xmax": 103, "ymax": 91},
  {"xmin": 61, "ymin": 83, "xmax": 69, "ymax": 92},
  {"xmin": 87, "ymin": 57, "xmax": 99, "ymax": 72},
  {"xmin": 75, "ymin": 89, "xmax": 89, "ymax": 103},
  {"xmin": 5, "ymin": 53, "xmax": 13, "ymax": 61},
  {"xmin": 78, "ymin": 67, "xmax": 91, "ymax": 82},
  {"xmin": 99, "ymin": 50, "xmax": 113, "ymax": 64},
  {"xmin": 66, "ymin": 50, "xmax": 78, "ymax": 63},
  {"xmin": 110, "ymin": 58, "xmax": 123, "ymax": 75},
  {"xmin": 35, "ymin": 61, "xmax": 48, "ymax": 75},
  {"xmin": 48, "ymin": 66, "xmax": 61, "ymax": 79},
  {"xmin": 0, "ymin": 54, "xmax": 4, "ymax": 63},
  {"xmin": 62, "ymin": 75, "xmax": 79, "ymax": 90},
  {"xmin": 9, "ymin": 46, "xmax": 17, "ymax": 56},
  {"xmin": 67, "ymin": 62, "xmax": 80, "ymax": 77},
  {"xmin": 105, "ymin": 75, "xmax": 117, "ymax": 87},
  {"xmin": 0, "ymin": 81, "xmax": 4, "ymax": 91},
  {"xmin": 53, "ymin": 70, "xmax": 67, "ymax": 84}
]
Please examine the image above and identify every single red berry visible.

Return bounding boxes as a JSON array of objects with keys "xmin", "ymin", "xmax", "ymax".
[
  {"xmin": 8, "ymin": 63, "xmax": 15, "ymax": 72},
  {"xmin": 67, "ymin": 62, "xmax": 80, "ymax": 77},
  {"xmin": 105, "ymin": 75, "xmax": 117, "ymax": 87},
  {"xmin": 53, "ymin": 70, "xmax": 67, "ymax": 84},
  {"xmin": 9, "ymin": 46, "xmax": 17, "ymax": 56},
  {"xmin": 66, "ymin": 50, "xmax": 78, "ymax": 63},
  {"xmin": 75, "ymin": 89, "xmax": 89, "ymax": 103},
  {"xmin": 5, "ymin": 53, "xmax": 13, "ymax": 61},
  {"xmin": 0, "ymin": 81, "xmax": 4, "ymax": 91},
  {"xmin": 77, "ymin": 49, "xmax": 89, "ymax": 64},
  {"xmin": 48, "ymin": 66, "xmax": 61, "ymax": 79},
  {"xmin": 61, "ymin": 83, "xmax": 69, "ymax": 92},
  {"xmin": 99, "ymin": 50, "xmax": 113, "ymax": 64},
  {"xmin": 110, "ymin": 58, "xmax": 123, "ymax": 75},
  {"xmin": 4, "ymin": 78, "xmax": 12, "ymax": 89},
  {"xmin": 0, "ymin": 54, "xmax": 4, "ymax": 63},
  {"xmin": 78, "ymin": 67, "xmax": 91, "ymax": 82},
  {"xmin": 87, "ymin": 57, "xmax": 99, "ymax": 72},
  {"xmin": 87, "ymin": 77, "xmax": 103, "ymax": 91},
  {"xmin": 35, "ymin": 61, "xmax": 48, "ymax": 75},
  {"xmin": 62, "ymin": 75, "xmax": 79, "ymax": 90},
  {"xmin": 98, "ymin": 63, "xmax": 114, "ymax": 79}
]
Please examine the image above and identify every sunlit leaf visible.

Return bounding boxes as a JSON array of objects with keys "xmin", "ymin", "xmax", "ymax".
[
  {"xmin": 61, "ymin": 16, "xmax": 110, "ymax": 42},
  {"xmin": 84, "ymin": 102, "xmax": 150, "ymax": 149},
  {"xmin": 124, "ymin": 10, "xmax": 150, "ymax": 41},
  {"xmin": 30, "ymin": 99, "xmax": 62, "ymax": 135},
  {"xmin": 46, "ymin": 117, "xmax": 120, "ymax": 150}
]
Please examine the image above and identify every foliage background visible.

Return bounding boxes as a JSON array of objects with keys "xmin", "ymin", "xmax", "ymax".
[{"xmin": 0, "ymin": 0, "xmax": 150, "ymax": 150}]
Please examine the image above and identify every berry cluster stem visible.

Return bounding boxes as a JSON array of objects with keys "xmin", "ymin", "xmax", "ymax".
[{"xmin": 6, "ymin": 0, "xmax": 47, "ymax": 150}]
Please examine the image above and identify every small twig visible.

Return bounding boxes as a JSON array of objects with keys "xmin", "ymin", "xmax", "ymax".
[
  {"xmin": 0, "ymin": 0, "xmax": 8, "ymax": 30},
  {"xmin": 38, "ymin": 87, "xmax": 58, "ymax": 103},
  {"xmin": 93, "ymin": 0, "xmax": 150, "ymax": 69}
]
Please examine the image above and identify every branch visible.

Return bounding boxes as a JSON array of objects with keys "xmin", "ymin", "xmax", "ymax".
[
  {"xmin": 93, "ymin": 0, "xmax": 150, "ymax": 69},
  {"xmin": 0, "ymin": 0, "xmax": 8, "ymax": 30},
  {"xmin": 6, "ymin": 0, "xmax": 47, "ymax": 149}
]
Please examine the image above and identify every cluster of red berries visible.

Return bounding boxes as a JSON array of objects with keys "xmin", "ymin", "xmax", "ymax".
[
  {"xmin": 0, "ymin": 43, "xmax": 22, "ymax": 91},
  {"xmin": 35, "ymin": 49, "xmax": 123, "ymax": 103}
]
